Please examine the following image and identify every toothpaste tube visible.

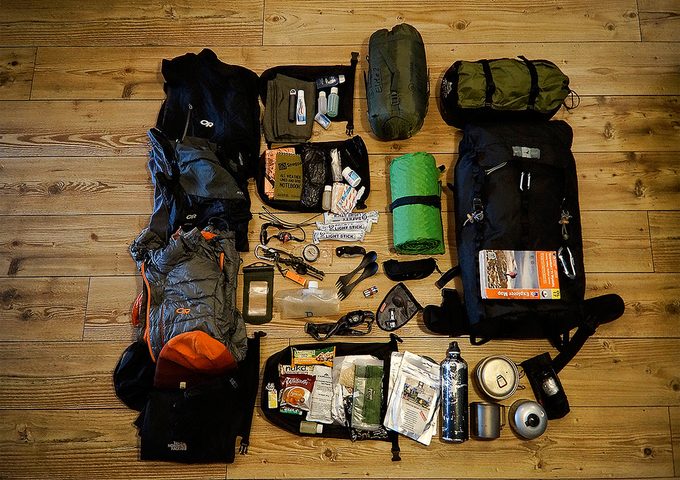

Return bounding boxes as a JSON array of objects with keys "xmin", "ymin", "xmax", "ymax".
[
  {"xmin": 324, "ymin": 211, "xmax": 379, "ymax": 225},
  {"xmin": 316, "ymin": 220, "xmax": 371, "ymax": 233},
  {"xmin": 313, "ymin": 230, "xmax": 365, "ymax": 244}
]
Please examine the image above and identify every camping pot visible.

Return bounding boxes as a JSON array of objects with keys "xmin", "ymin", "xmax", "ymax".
[
  {"xmin": 475, "ymin": 355, "xmax": 520, "ymax": 401},
  {"xmin": 470, "ymin": 402, "xmax": 505, "ymax": 440},
  {"xmin": 508, "ymin": 399, "xmax": 548, "ymax": 440}
]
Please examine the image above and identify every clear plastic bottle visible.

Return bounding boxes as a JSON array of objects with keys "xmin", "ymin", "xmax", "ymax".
[
  {"xmin": 317, "ymin": 91, "xmax": 327, "ymax": 115},
  {"xmin": 327, "ymin": 87, "xmax": 340, "ymax": 118},
  {"xmin": 274, "ymin": 281, "xmax": 340, "ymax": 318}
]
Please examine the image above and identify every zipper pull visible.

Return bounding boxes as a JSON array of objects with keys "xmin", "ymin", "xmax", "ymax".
[
  {"xmin": 463, "ymin": 197, "xmax": 484, "ymax": 226},
  {"xmin": 559, "ymin": 208, "xmax": 572, "ymax": 240}
]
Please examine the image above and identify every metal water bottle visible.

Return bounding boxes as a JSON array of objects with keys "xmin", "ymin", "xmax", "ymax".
[{"xmin": 441, "ymin": 341, "xmax": 468, "ymax": 442}]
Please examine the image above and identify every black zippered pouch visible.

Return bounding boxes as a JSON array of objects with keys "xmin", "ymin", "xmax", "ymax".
[
  {"xmin": 255, "ymin": 135, "xmax": 370, "ymax": 212},
  {"xmin": 261, "ymin": 335, "xmax": 402, "ymax": 460},
  {"xmin": 259, "ymin": 52, "xmax": 359, "ymax": 136}
]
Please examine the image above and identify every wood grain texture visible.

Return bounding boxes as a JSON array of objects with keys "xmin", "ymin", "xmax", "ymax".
[
  {"xmin": 586, "ymin": 273, "xmax": 680, "ymax": 338},
  {"xmin": 84, "ymin": 276, "xmax": 140, "ymax": 341},
  {"xmin": 1, "ymin": 337, "xmax": 677, "ymax": 410},
  {"xmin": 0, "ymin": 409, "xmax": 227, "ymax": 480},
  {"xmin": 3, "ymin": 151, "xmax": 677, "ymax": 216},
  {"xmin": 671, "ymin": 406, "xmax": 680, "ymax": 476},
  {"xmin": 83, "ymin": 273, "xmax": 680, "ymax": 342},
  {"xmin": 650, "ymin": 212, "xmax": 680, "ymax": 273},
  {"xmin": 2, "ymin": 96, "xmax": 677, "ymax": 158},
  {"xmin": 0, "ymin": 278, "xmax": 88, "ymax": 341},
  {"xmin": 0, "ymin": 0, "xmax": 264, "ymax": 47},
  {"xmin": 30, "ymin": 43, "xmax": 680, "ymax": 100},
  {"xmin": 0, "ymin": 157, "xmax": 152, "ymax": 215},
  {"xmin": 230, "ymin": 408, "xmax": 671, "ymax": 479},
  {"xmin": 262, "ymin": 1, "xmax": 641, "ymax": 45},
  {"xmin": 0, "ymin": 209, "xmax": 651, "ymax": 278},
  {"xmin": 0, "ymin": 48, "xmax": 35, "ymax": 100},
  {"xmin": 0, "ymin": 215, "xmax": 147, "ymax": 277},
  {"xmin": 576, "ymin": 152, "xmax": 680, "ymax": 211},
  {"xmin": 639, "ymin": 0, "xmax": 680, "ymax": 41}
]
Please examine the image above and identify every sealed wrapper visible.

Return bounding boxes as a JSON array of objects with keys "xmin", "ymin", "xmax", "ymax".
[
  {"xmin": 313, "ymin": 230, "xmax": 365, "ymax": 244},
  {"xmin": 324, "ymin": 210, "xmax": 380, "ymax": 225},
  {"xmin": 279, "ymin": 373, "xmax": 315, "ymax": 412},
  {"xmin": 279, "ymin": 364, "xmax": 316, "ymax": 376},
  {"xmin": 291, "ymin": 346, "xmax": 336, "ymax": 367},
  {"xmin": 316, "ymin": 220, "xmax": 371, "ymax": 233},
  {"xmin": 306, "ymin": 365, "xmax": 334, "ymax": 424}
]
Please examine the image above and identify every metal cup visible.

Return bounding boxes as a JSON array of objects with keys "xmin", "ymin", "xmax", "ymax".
[{"xmin": 470, "ymin": 402, "xmax": 505, "ymax": 440}]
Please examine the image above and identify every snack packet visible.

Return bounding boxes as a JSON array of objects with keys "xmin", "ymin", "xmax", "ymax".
[
  {"xmin": 279, "ymin": 373, "xmax": 315, "ymax": 412},
  {"xmin": 291, "ymin": 346, "xmax": 336, "ymax": 367}
]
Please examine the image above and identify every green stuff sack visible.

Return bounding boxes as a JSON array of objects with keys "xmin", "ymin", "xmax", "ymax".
[
  {"xmin": 389, "ymin": 152, "xmax": 444, "ymax": 255},
  {"xmin": 366, "ymin": 23, "xmax": 429, "ymax": 140},
  {"xmin": 439, "ymin": 57, "xmax": 573, "ymax": 128}
]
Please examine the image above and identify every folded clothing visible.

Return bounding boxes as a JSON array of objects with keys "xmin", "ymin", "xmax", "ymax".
[{"xmin": 264, "ymin": 74, "xmax": 315, "ymax": 143}]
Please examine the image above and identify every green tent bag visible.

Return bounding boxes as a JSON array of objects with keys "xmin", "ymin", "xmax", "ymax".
[
  {"xmin": 438, "ymin": 57, "xmax": 574, "ymax": 128},
  {"xmin": 366, "ymin": 23, "xmax": 429, "ymax": 140},
  {"xmin": 389, "ymin": 152, "xmax": 444, "ymax": 255}
]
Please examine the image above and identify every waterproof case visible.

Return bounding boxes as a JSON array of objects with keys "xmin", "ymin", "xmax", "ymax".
[
  {"xmin": 261, "ymin": 336, "xmax": 402, "ymax": 460},
  {"xmin": 259, "ymin": 52, "xmax": 359, "ymax": 138},
  {"xmin": 242, "ymin": 263, "xmax": 274, "ymax": 324},
  {"xmin": 256, "ymin": 135, "xmax": 370, "ymax": 212}
]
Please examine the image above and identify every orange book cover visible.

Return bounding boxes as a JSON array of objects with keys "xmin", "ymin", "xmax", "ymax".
[{"xmin": 479, "ymin": 250, "xmax": 561, "ymax": 300}]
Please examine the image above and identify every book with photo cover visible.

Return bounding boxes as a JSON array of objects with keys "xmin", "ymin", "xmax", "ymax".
[{"xmin": 479, "ymin": 249, "xmax": 560, "ymax": 300}]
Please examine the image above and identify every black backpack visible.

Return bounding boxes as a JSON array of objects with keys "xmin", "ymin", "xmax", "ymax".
[
  {"xmin": 427, "ymin": 121, "xmax": 623, "ymax": 367},
  {"xmin": 156, "ymin": 49, "xmax": 261, "ymax": 180}
]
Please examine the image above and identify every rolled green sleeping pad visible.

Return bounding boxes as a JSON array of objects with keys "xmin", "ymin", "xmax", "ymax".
[{"xmin": 389, "ymin": 152, "xmax": 445, "ymax": 255}]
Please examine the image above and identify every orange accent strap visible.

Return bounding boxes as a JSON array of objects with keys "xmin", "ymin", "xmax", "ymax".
[
  {"xmin": 201, "ymin": 230, "xmax": 218, "ymax": 241},
  {"xmin": 131, "ymin": 292, "xmax": 143, "ymax": 327},
  {"xmin": 219, "ymin": 252, "xmax": 224, "ymax": 270},
  {"xmin": 140, "ymin": 262, "xmax": 156, "ymax": 363}
]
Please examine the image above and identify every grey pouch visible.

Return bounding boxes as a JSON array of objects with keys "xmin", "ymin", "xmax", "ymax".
[{"xmin": 376, "ymin": 282, "xmax": 422, "ymax": 331}]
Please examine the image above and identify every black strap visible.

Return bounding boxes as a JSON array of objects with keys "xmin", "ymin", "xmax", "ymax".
[
  {"xmin": 435, "ymin": 265, "xmax": 460, "ymax": 289},
  {"xmin": 389, "ymin": 195, "xmax": 441, "ymax": 212},
  {"xmin": 346, "ymin": 52, "xmax": 359, "ymax": 136},
  {"xmin": 519, "ymin": 56, "xmax": 539, "ymax": 110},
  {"xmin": 480, "ymin": 60, "xmax": 495, "ymax": 106}
]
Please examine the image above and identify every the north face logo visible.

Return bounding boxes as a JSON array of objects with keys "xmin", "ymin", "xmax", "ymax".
[{"xmin": 168, "ymin": 441, "xmax": 187, "ymax": 451}]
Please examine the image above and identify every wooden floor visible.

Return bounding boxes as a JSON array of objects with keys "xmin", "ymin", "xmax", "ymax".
[{"xmin": 0, "ymin": 1, "xmax": 679, "ymax": 479}]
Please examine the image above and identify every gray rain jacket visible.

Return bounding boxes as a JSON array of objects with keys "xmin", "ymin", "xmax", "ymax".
[{"xmin": 130, "ymin": 225, "xmax": 247, "ymax": 363}]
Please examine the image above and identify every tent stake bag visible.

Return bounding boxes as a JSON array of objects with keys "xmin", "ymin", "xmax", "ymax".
[{"xmin": 433, "ymin": 121, "xmax": 623, "ymax": 360}]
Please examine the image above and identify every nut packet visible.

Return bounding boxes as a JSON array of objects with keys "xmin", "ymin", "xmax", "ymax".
[{"xmin": 291, "ymin": 346, "xmax": 335, "ymax": 367}]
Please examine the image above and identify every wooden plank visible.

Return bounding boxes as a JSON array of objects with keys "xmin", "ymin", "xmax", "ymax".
[
  {"xmin": 2, "ymin": 337, "xmax": 677, "ymax": 409},
  {"xmin": 2, "ymin": 96, "xmax": 678, "ymax": 158},
  {"xmin": 262, "ymin": 1, "xmax": 641, "ymax": 45},
  {"xmin": 587, "ymin": 273, "xmax": 680, "ymax": 338},
  {"xmin": 84, "ymin": 273, "xmax": 680, "ymax": 342},
  {"xmin": 581, "ymin": 211, "xmax": 653, "ymax": 273},
  {"xmin": 0, "ymin": 208, "xmax": 650, "ymax": 278},
  {"xmin": 0, "ymin": 48, "xmax": 35, "ymax": 100},
  {"xmin": 228, "ymin": 405, "xmax": 672, "ymax": 479},
  {"xmin": 0, "ymin": 278, "xmax": 88, "ymax": 341},
  {"xmin": 0, "ymin": 157, "xmax": 152, "ymax": 215},
  {"xmin": 0, "ymin": 0, "xmax": 263, "ymax": 47},
  {"xmin": 0, "ymin": 215, "xmax": 147, "ymax": 277},
  {"xmin": 31, "ymin": 43, "xmax": 680, "ymax": 100},
  {"xmin": 2, "ymin": 151, "xmax": 676, "ymax": 216},
  {"xmin": 84, "ymin": 276, "xmax": 140, "ymax": 342},
  {"xmin": 671, "ymin": 406, "xmax": 680, "ymax": 476},
  {"xmin": 0, "ymin": 410, "xmax": 227, "ymax": 480},
  {"xmin": 576, "ymin": 152, "xmax": 680, "ymax": 211},
  {"xmin": 650, "ymin": 212, "xmax": 680, "ymax": 273},
  {"xmin": 639, "ymin": 0, "xmax": 680, "ymax": 41}
]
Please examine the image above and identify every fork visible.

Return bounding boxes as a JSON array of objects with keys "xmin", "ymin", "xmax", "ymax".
[
  {"xmin": 338, "ymin": 262, "xmax": 379, "ymax": 300},
  {"xmin": 335, "ymin": 251, "xmax": 378, "ymax": 290}
]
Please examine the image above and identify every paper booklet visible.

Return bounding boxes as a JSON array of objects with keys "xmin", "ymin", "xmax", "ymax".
[
  {"xmin": 479, "ymin": 249, "xmax": 561, "ymax": 300},
  {"xmin": 384, "ymin": 351, "xmax": 440, "ymax": 446}
]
